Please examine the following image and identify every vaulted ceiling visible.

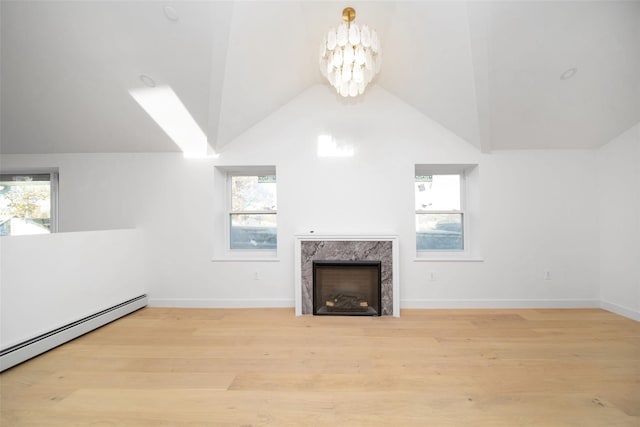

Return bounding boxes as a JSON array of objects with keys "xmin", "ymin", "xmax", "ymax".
[{"xmin": 1, "ymin": 1, "xmax": 639, "ymax": 155}]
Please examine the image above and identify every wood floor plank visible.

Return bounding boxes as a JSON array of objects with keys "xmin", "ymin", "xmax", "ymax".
[{"xmin": 1, "ymin": 307, "xmax": 638, "ymax": 426}]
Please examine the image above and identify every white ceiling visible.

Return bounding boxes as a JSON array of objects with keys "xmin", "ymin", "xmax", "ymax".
[{"xmin": 1, "ymin": 0, "xmax": 638, "ymax": 155}]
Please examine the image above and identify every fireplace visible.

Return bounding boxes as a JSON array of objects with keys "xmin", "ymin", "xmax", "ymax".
[
  {"xmin": 313, "ymin": 260, "xmax": 382, "ymax": 316},
  {"xmin": 295, "ymin": 235, "xmax": 399, "ymax": 316}
]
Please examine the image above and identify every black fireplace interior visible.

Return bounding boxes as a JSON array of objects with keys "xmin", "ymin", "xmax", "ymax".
[{"xmin": 313, "ymin": 260, "xmax": 382, "ymax": 316}]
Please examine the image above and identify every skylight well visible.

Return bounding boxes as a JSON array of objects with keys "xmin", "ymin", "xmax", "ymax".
[{"xmin": 129, "ymin": 85, "xmax": 218, "ymax": 158}]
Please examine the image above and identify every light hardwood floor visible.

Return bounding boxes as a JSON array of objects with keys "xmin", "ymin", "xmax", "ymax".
[{"xmin": 1, "ymin": 308, "xmax": 639, "ymax": 426}]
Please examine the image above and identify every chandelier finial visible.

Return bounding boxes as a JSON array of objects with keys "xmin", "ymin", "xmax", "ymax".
[{"xmin": 342, "ymin": 7, "xmax": 356, "ymax": 23}]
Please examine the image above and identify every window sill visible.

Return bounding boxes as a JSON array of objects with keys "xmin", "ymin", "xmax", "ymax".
[
  {"xmin": 211, "ymin": 252, "xmax": 280, "ymax": 262},
  {"xmin": 414, "ymin": 255, "xmax": 484, "ymax": 262}
]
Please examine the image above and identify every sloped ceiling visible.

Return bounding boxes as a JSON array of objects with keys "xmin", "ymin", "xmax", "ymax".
[{"xmin": 1, "ymin": 1, "xmax": 638, "ymax": 155}]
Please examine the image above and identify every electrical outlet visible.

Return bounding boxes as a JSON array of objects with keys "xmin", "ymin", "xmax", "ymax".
[
  {"xmin": 544, "ymin": 271, "xmax": 551, "ymax": 280},
  {"xmin": 253, "ymin": 272, "xmax": 259, "ymax": 280},
  {"xmin": 429, "ymin": 272, "xmax": 436, "ymax": 282}
]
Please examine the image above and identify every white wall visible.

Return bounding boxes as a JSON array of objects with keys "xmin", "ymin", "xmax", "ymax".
[
  {"xmin": 0, "ymin": 153, "xmax": 141, "ymax": 232},
  {"xmin": 0, "ymin": 229, "xmax": 145, "ymax": 348},
  {"xmin": 0, "ymin": 85, "xmax": 602, "ymax": 310},
  {"xmin": 597, "ymin": 123, "xmax": 640, "ymax": 320},
  {"xmin": 413, "ymin": 149, "xmax": 599, "ymax": 307}
]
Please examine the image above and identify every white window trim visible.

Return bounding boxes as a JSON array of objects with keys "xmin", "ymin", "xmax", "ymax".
[
  {"xmin": 50, "ymin": 172, "xmax": 59, "ymax": 233},
  {"xmin": 414, "ymin": 164, "xmax": 483, "ymax": 262},
  {"xmin": 212, "ymin": 165, "xmax": 279, "ymax": 262}
]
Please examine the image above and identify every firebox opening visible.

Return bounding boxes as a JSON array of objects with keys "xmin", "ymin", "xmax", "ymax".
[{"xmin": 313, "ymin": 260, "xmax": 382, "ymax": 316}]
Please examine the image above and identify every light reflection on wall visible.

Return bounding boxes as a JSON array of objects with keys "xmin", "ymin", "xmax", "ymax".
[{"xmin": 317, "ymin": 134, "xmax": 354, "ymax": 157}]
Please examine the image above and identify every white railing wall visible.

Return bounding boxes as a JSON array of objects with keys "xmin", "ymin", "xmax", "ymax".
[{"xmin": 0, "ymin": 229, "xmax": 146, "ymax": 350}]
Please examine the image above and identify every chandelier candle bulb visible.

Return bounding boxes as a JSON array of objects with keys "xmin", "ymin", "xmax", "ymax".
[
  {"xmin": 362, "ymin": 26, "xmax": 371, "ymax": 46},
  {"xmin": 327, "ymin": 30, "xmax": 337, "ymax": 50},
  {"xmin": 342, "ymin": 64, "xmax": 352, "ymax": 82},
  {"xmin": 333, "ymin": 48, "xmax": 343, "ymax": 68},
  {"xmin": 320, "ymin": 7, "xmax": 381, "ymax": 97},
  {"xmin": 349, "ymin": 25, "xmax": 360, "ymax": 45},
  {"xmin": 337, "ymin": 24, "xmax": 348, "ymax": 46},
  {"xmin": 344, "ymin": 46, "xmax": 354, "ymax": 64},
  {"xmin": 355, "ymin": 45, "xmax": 365, "ymax": 65},
  {"xmin": 353, "ymin": 66, "xmax": 363, "ymax": 84},
  {"xmin": 349, "ymin": 81, "xmax": 358, "ymax": 97}
]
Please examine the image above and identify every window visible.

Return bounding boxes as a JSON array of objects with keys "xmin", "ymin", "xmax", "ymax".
[
  {"xmin": 414, "ymin": 164, "xmax": 481, "ymax": 261},
  {"xmin": 416, "ymin": 172, "xmax": 464, "ymax": 251},
  {"xmin": 0, "ymin": 173, "xmax": 58, "ymax": 237},
  {"xmin": 228, "ymin": 172, "xmax": 277, "ymax": 250}
]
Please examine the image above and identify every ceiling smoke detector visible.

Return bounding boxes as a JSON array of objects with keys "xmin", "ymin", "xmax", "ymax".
[
  {"xmin": 560, "ymin": 67, "xmax": 577, "ymax": 80},
  {"xmin": 163, "ymin": 6, "xmax": 179, "ymax": 22}
]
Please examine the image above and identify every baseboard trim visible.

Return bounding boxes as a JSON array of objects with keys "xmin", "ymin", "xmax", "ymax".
[
  {"xmin": 600, "ymin": 300, "xmax": 640, "ymax": 321},
  {"xmin": 148, "ymin": 298, "xmax": 295, "ymax": 308},
  {"xmin": 151, "ymin": 298, "xmax": 602, "ymax": 310},
  {"xmin": 150, "ymin": 298, "xmax": 604, "ymax": 311},
  {"xmin": 400, "ymin": 299, "xmax": 601, "ymax": 309},
  {"xmin": 0, "ymin": 295, "xmax": 147, "ymax": 372}
]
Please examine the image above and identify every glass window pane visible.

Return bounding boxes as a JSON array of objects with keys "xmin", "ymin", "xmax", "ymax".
[
  {"xmin": 230, "ymin": 213, "xmax": 277, "ymax": 249},
  {"xmin": 415, "ymin": 174, "xmax": 461, "ymax": 211},
  {"xmin": 0, "ymin": 175, "xmax": 52, "ymax": 236},
  {"xmin": 416, "ymin": 213, "xmax": 463, "ymax": 250},
  {"xmin": 231, "ymin": 175, "xmax": 277, "ymax": 212}
]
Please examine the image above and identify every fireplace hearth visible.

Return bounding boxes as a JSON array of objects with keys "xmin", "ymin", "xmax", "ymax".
[{"xmin": 313, "ymin": 261, "xmax": 382, "ymax": 316}]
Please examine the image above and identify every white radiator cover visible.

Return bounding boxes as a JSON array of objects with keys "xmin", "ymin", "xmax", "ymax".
[{"xmin": 0, "ymin": 295, "xmax": 147, "ymax": 372}]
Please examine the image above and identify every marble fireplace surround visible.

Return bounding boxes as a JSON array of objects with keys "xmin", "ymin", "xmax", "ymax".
[{"xmin": 294, "ymin": 234, "xmax": 400, "ymax": 317}]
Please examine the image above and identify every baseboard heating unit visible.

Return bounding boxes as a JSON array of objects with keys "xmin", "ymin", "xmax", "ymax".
[{"xmin": 0, "ymin": 294, "xmax": 147, "ymax": 372}]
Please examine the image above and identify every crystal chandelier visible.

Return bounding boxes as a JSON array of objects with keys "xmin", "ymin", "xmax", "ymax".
[{"xmin": 319, "ymin": 7, "xmax": 381, "ymax": 97}]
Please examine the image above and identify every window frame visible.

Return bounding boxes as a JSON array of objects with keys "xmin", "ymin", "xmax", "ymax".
[
  {"xmin": 414, "ymin": 164, "xmax": 481, "ymax": 261},
  {"xmin": 224, "ymin": 167, "xmax": 277, "ymax": 255},
  {"xmin": 0, "ymin": 172, "xmax": 59, "ymax": 236},
  {"xmin": 415, "ymin": 171, "xmax": 466, "ymax": 253}
]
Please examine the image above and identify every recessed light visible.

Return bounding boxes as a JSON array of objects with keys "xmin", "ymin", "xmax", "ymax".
[
  {"xmin": 139, "ymin": 74, "xmax": 156, "ymax": 88},
  {"xmin": 163, "ymin": 6, "xmax": 179, "ymax": 22},
  {"xmin": 560, "ymin": 67, "xmax": 577, "ymax": 80}
]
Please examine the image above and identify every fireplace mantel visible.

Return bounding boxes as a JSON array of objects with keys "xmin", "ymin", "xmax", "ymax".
[{"xmin": 294, "ymin": 234, "xmax": 400, "ymax": 317}]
